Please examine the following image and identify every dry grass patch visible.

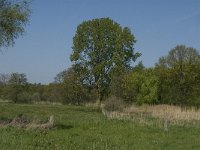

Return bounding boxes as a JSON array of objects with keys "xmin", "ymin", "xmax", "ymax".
[
  {"xmin": 0, "ymin": 114, "xmax": 54, "ymax": 129},
  {"xmin": 102, "ymin": 104, "xmax": 200, "ymax": 127},
  {"xmin": 125, "ymin": 104, "xmax": 200, "ymax": 122}
]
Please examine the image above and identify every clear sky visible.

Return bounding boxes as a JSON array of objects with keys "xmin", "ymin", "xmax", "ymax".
[{"xmin": 0, "ymin": 0, "xmax": 200, "ymax": 84}]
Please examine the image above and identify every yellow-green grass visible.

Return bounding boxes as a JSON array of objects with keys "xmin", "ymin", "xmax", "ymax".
[{"xmin": 0, "ymin": 103, "xmax": 200, "ymax": 150}]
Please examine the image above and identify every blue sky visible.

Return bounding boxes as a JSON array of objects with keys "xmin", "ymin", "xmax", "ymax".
[{"xmin": 0, "ymin": 0, "xmax": 200, "ymax": 84}]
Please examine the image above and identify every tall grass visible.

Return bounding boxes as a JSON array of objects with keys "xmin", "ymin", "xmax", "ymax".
[
  {"xmin": 126, "ymin": 104, "xmax": 200, "ymax": 121},
  {"xmin": 102, "ymin": 104, "xmax": 200, "ymax": 127}
]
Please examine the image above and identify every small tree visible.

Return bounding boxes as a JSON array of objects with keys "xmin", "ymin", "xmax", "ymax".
[
  {"xmin": 62, "ymin": 66, "xmax": 96, "ymax": 104},
  {"xmin": 71, "ymin": 18, "xmax": 140, "ymax": 102},
  {"xmin": 0, "ymin": 74, "xmax": 10, "ymax": 99},
  {"xmin": 8, "ymin": 73, "xmax": 28, "ymax": 103}
]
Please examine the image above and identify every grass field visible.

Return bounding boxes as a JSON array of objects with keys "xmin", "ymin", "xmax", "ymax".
[{"xmin": 0, "ymin": 103, "xmax": 200, "ymax": 150}]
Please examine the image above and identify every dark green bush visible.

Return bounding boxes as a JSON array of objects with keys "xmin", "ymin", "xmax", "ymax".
[{"xmin": 17, "ymin": 92, "xmax": 32, "ymax": 103}]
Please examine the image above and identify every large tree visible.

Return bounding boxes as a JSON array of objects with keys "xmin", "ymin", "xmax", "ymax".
[
  {"xmin": 0, "ymin": 0, "xmax": 30, "ymax": 49},
  {"xmin": 70, "ymin": 18, "xmax": 140, "ymax": 101}
]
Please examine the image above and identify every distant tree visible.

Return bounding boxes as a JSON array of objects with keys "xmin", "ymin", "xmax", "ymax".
[
  {"xmin": 0, "ymin": 73, "xmax": 9, "ymax": 85},
  {"xmin": 54, "ymin": 70, "xmax": 67, "ymax": 84},
  {"xmin": 133, "ymin": 61, "xmax": 145, "ymax": 71},
  {"xmin": 8, "ymin": 72, "xmax": 27, "ymax": 85},
  {"xmin": 156, "ymin": 45, "xmax": 200, "ymax": 105},
  {"xmin": 8, "ymin": 73, "xmax": 28, "ymax": 103},
  {"xmin": 71, "ymin": 18, "xmax": 141, "ymax": 102},
  {"xmin": 41, "ymin": 83, "xmax": 64, "ymax": 103},
  {"xmin": 0, "ymin": 0, "xmax": 30, "ymax": 49},
  {"xmin": 0, "ymin": 74, "xmax": 10, "ymax": 99}
]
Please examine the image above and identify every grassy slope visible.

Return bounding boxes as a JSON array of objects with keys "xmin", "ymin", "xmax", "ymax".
[{"xmin": 0, "ymin": 103, "xmax": 200, "ymax": 150}]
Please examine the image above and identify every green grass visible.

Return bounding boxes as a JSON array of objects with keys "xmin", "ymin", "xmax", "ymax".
[{"xmin": 0, "ymin": 103, "xmax": 200, "ymax": 150}]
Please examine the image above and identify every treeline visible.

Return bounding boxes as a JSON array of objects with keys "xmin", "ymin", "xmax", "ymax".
[
  {"xmin": 0, "ymin": 73, "xmax": 63, "ymax": 103},
  {"xmin": 1, "ymin": 45, "xmax": 199, "ymax": 106},
  {"xmin": 120, "ymin": 45, "xmax": 200, "ymax": 106},
  {"xmin": 0, "ymin": 71, "xmax": 97, "ymax": 104},
  {"xmin": 54, "ymin": 45, "xmax": 200, "ymax": 106}
]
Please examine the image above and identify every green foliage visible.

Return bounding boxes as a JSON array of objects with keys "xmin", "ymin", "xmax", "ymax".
[
  {"xmin": 0, "ymin": 73, "xmax": 45, "ymax": 103},
  {"xmin": 54, "ymin": 70, "xmax": 68, "ymax": 84},
  {"xmin": 61, "ymin": 67, "xmax": 98, "ymax": 104},
  {"xmin": 120, "ymin": 68, "xmax": 159, "ymax": 105},
  {"xmin": 136, "ymin": 69, "xmax": 159, "ymax": 105},
  {"xmin": 31, "ymin": 92, "xmax": 41, "ymax": 102},
  {"xmin": 8, "ymin": 72, "xmax": 27, "ymax": 85},
  {"xmin": 7, "ymin": 73, "xmax": 28, "ymax": 103},
  {"xmin": 0, "ymin": 0, "xmax": 30, "ymax": 48},
  {"xmin": 42, "ymin": 83, "xmax": 64, "ymax": 103},
  {"xmin": 17, "ymin": 91, "xmax": 32, "ymax": 103},
  {"xmin": 156, "ymin": 45, "xmax": 200, "ymax": 105},
  {"xmin": 110, "ymin": 62, "xmax": 145, "ymax": 102},
  {"xmin": 133, "ymin": 61, "xmax": 145, "ymax": 71},
  {"xmin": 0, "ymin": 70, "xmax": 97, "ymax": 105},
  {"xmin": 71, "ymin": 18, "xmax": 140, "ymax": 101},
  {"xmin": 121, "ymin": 70, "xmax": 142, "ymax": 102}
]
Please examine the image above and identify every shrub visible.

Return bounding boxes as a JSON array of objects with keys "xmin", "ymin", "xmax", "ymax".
[
  {"xmin": 17, "ymin": 92, "xmax": 32, "ymax": 103},
  {"xmin": 103, "ymin": 96, "xmax": 125, "ymax": 111},
  {"xmin": 31, "ymin": 92, "xmax": 41, "ymax": 103}
]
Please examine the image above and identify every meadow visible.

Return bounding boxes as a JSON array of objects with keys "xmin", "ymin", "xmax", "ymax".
[{"xmin": 0, "ymin": 103, "xmax": 200, "ymax": 150}]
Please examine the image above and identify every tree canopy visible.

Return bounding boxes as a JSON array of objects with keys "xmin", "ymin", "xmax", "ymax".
[
  {"xmin": 70, "ymin": 18, "xmax": 141, "ymax": 101},
  {"xmin": 156, "ymin": 45, "xmax": 200, "ymax": 105}
]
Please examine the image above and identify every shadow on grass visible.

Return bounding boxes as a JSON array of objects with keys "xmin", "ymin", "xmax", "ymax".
[{"xmin": 54, "ymin": 124, "xmax": 73, "ymax": 130}]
